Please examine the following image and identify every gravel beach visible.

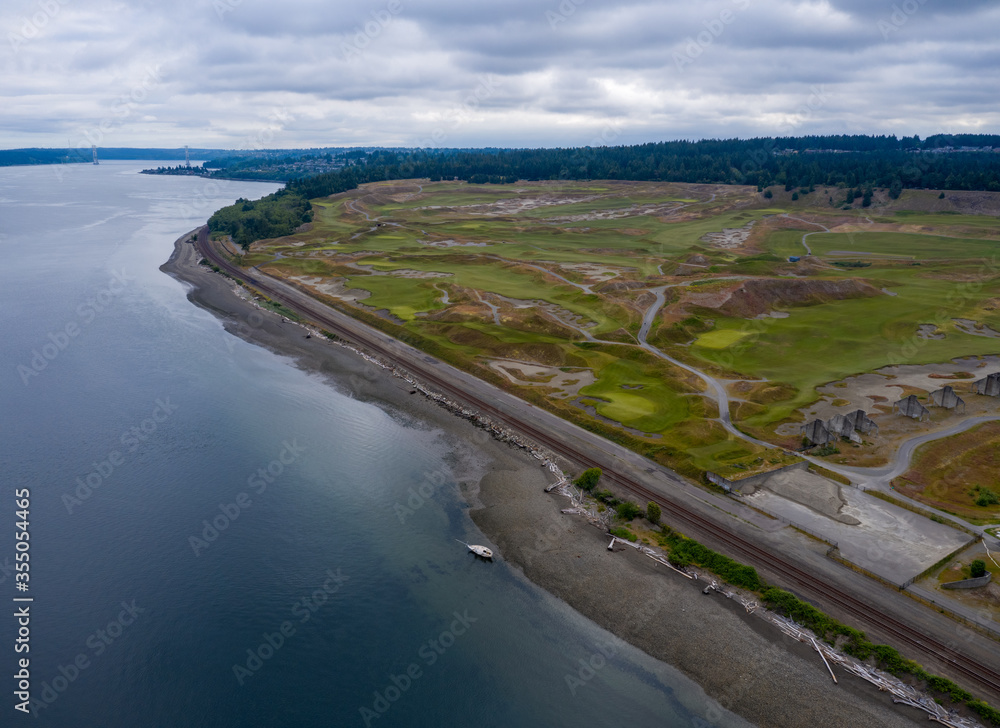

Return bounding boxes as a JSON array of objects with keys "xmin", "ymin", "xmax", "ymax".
[{"xmin": 163, "ymin": 231, "xmax": 928, "ymax": 727}]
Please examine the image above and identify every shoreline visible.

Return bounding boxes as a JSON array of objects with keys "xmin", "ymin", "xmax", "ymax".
[{"xmin": 162, "ymin": 229, "xmax": 929, "ymax": 727}]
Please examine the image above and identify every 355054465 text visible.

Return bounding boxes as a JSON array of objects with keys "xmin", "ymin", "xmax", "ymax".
[{"xmin": 13, "ymin": 487, "xmax": 31, "ymax": 714}]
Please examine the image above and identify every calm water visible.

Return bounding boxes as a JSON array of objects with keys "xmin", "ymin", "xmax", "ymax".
[{"xmin": 0, "ymin": 162, "xmax": 745, "ymax": 727}]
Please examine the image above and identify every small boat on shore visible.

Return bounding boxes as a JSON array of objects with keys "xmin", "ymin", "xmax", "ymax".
[{"xmin": 456, "ymin": 539, "xmax": 493, "ymax": 560}]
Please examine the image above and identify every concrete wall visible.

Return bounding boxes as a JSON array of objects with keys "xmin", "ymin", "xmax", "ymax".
[
  {"xmin": 942, "ymin": 573, "xmax": 992, "ymax": 589},
  {"xmin": 708, "ymin": 460, "xmax": 810, "ymax": 494}
]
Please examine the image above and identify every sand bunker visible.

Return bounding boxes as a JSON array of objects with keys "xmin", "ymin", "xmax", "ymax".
[
  {"xmin": 546, "ymin": 202, "xmax": 686, "ymax": 222},
  {"xmin": 291, "ymin": 275, "xmax": 371, "ymax": 303},
  {"xmin": 386, "ymin": 269, "xmax": 453, "ymax": 279},
  {"xmin": 917, "ymin": 324, "xmax": 945, "ymax": 340},
  {"xmin": 420, "ymin": 195, "xmax": 604, "ymax": 217},
  {"xmin": 419, "ymin": 239, "xmax": 489, "ymax": 248},
  {"xmin": 351, "ymin": 263, "xmax": 452, "ymax": 279},
  {"xmin": 953, "ymin": 319, "xmax": 1000, "ymax": 338},
  {"xmin": 701, "ymin": 221, "xmax": 755, "ymax": 249},
  {"xmin": 485, "ymin": 359, "xmax": 595, "ymax": 399},
  {"xmin": 547, "ymin": 262, "xmax": 635, "ymax": 280}
]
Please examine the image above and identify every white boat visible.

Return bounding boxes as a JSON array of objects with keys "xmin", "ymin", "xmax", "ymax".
[{"xmin": 456, "ymin": 539, "xmax": 493, "ymax": 560}]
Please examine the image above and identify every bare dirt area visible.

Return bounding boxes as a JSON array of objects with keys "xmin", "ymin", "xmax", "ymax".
[
  {"xmin": 742, "ymin": 468, "xmax": 860, "ymax": 525},
  {"xmin": 678, "ymin": 277, "xmax": 881, "ymax": 319}
]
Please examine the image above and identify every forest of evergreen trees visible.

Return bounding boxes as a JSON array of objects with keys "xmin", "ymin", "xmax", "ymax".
[
  {"xmin": 206, "ymin": 190, "xmax": 313, "ymax": 249},
  {"xmin": 290, "ymin": 135, "xmax": 1000, "ymax": 198}
]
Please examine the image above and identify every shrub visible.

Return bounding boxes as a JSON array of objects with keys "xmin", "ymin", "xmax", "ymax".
[
  {"xmin": 968, "ymin": 700, "xmax": 1000, "ymax": 724},
  {"xmin": 669, "ymin": 538, "xmax": 763, "ymax": 590},
  {"xmin": 573, "ymin": 467, "xmax": 602, "ymax": 491},
  {"xmin": 926, "ymin": 675, "xmax": 973, "ymax": 703},
  {"xmin": 615, "ymin": 501, "xmax": 642, "ymax": 521},
  {"xmin": 609, "ymin": 526, "xmax": 637, "ymax": 542},
  {"xmin": 970, "ymin": 560, "xmax": 987, "ymax": 578},
  {"xmin": 973, "ymin": 486, "xmax": 999, "ymax": 507},
  {"xmin": 592, "ymin": 489, "xmax": 618, "ymax": 506},
  {"xmin": 646, "ymin": 501, "xmax": 661, "ymax": 524}
]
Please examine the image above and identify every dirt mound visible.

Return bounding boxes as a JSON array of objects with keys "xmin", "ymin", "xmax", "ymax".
[{"xmin": 683, "ymin": 278, "xmax": 881, "ymax": 318}]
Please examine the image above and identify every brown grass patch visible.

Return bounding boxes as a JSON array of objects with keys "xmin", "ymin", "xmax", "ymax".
[
  {"xmin": 738, "ymin": 381, "xmax": 797, "ymax": 405},
  {"xmin": 893, "ymin": 420, "xmax": 1000, "ymax": 519}
]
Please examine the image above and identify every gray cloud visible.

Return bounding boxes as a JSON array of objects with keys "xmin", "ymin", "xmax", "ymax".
[{"xmin": 1, "ymin": 0, "xmax": 997, "ymax": 149}]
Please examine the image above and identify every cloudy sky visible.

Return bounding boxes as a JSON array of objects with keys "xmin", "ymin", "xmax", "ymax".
[{"xmin": 2, "ymin": 0, "xmax": 998, "ymax": 150}]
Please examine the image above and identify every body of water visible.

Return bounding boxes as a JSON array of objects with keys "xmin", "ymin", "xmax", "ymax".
[{"xmin": 0, "ymin": 161, "xmax": 742, "ymax": 727}]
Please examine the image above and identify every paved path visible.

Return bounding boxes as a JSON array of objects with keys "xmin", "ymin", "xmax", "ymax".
[{"xmin": 781, "ymin": 213, "xmax": 830, "ymax": 255}]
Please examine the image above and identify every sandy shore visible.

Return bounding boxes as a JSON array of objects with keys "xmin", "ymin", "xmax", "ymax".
[{"xmin": 162, "ymin": 231, "xmax": 927, "ymax": 727}]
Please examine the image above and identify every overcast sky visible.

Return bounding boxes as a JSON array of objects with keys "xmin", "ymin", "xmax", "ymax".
[{"xmin": 2, "ymin": 0, "xmax": 998, "ymax": 150}]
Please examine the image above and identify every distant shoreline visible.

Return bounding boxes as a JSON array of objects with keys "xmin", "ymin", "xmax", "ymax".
[{"xmin": 140, "ymin": 169, "xmax": 289, "ymax": 184}]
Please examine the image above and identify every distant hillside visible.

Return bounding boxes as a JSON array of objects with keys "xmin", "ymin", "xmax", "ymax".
[
  {"xmin": 0, "ymin": 146, "xmax": 375, "ymax": 168},
  {"xmin": 0, "ymin": 148, "xmax": 230, "ymax": 167}
]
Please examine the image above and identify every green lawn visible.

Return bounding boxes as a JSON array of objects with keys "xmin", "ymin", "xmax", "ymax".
[
  {"xmin": 695, "ymin": 329, "xmax": 753, "ymax": 349},
  {"xmin": 808, "ymin": 232, "xmax": 999, "ymax": 260}
]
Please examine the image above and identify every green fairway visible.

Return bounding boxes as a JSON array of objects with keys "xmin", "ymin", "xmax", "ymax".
[
  {"xmin": 695, "ymin": 329, "xmax": 753, "ymax": 348},
  {"xmin": 578, "ymin": 359, "xmax": 691, "ymax": 433},
  {"xmin": 808, "ymin": 232, "xmax": 999, "ymax": 260}
]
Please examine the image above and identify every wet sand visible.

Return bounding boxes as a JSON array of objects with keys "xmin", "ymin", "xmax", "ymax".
[{"xmin": 163, "ymin": 230, "xmax": 927, "ymax": 727}]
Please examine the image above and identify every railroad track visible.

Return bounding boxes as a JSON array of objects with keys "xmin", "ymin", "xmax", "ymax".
[{"xmin": 197, "ymin": 229, "xmax": 1000, "ymax": 698}]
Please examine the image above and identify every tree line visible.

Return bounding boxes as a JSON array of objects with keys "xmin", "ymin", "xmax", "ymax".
[{"xmin": 286, "ymin": 135, "xmax": 1000, "ymax": 197}]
